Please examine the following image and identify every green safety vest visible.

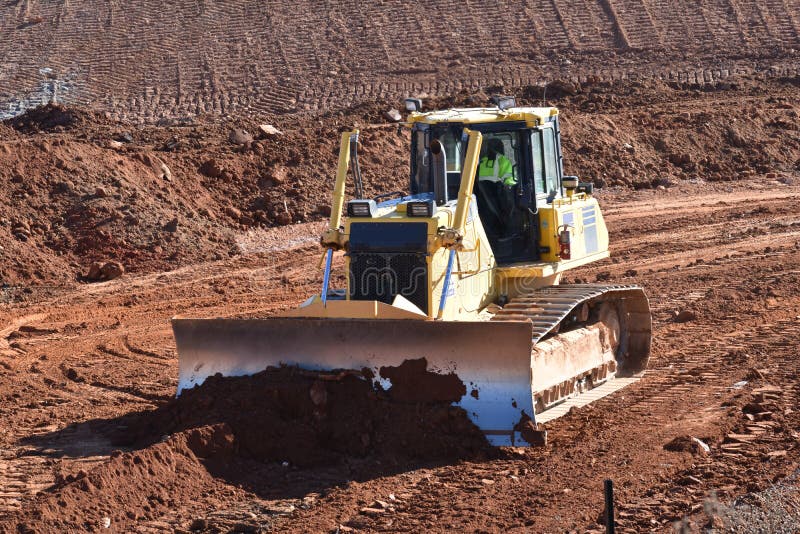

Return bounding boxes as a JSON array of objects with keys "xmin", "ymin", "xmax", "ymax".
[{"xmin": 478, "ymin": 155, "xmax": 516, "ymax": 186}]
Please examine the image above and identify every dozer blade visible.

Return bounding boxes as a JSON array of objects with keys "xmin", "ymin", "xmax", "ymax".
[{"xmin": 172, "ymin": 317, "xmax": 535, "ymax": 446}]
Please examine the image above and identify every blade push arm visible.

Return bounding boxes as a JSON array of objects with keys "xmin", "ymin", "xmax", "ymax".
[
  {"xmin": 440, "ymin": 128, "xmax": 482, "ymax": 248},
  {"xmin": 321, "ymin": 130, "xmax": 358, "ymax": 250}
]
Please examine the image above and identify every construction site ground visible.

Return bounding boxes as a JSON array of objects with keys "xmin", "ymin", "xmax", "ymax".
[
  {"xmin": 1, "ymin": 72, "xmax": 800, "ymax": 531},
  {"xmin": 2, "ymin": 179, "xmax": 800, "ymax": 533}
]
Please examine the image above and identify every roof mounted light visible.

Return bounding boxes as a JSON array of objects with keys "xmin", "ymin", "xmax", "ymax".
[
  {"xmin": 404, "ymin": 98, "xmax": 423, "ymax": 112},
  {"xmin": 347, "ymin": 199, "xmax": 377, "ymax": 218},
  {"xmin": 491, "ymin": 95, "xmax": 516, "ymax": 110}
]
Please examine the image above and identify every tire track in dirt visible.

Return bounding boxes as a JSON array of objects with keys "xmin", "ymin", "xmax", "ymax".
[{"xmin": 1, "ymin": 184, "xmax": 799, "ymax": 530}]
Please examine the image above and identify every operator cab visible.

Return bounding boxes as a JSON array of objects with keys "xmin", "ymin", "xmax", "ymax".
[{"xmin": 409, "ymin": 106, "xmax": 566, "ymax": 264}]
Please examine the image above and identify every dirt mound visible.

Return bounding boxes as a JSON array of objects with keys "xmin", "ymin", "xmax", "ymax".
[
  {"xmin": 3, "ymin": 425, "xmax": 228, "ymax": 533},
  {"xmin": 113, "ymin": 366, "xmax": 489, "ymax": 468},
  {"xmin": 2, "ymin": 366, "xmax": 489, "ymax": 532},
  {"xmin": 4, "ymin": 104, "xmax": 96, "ymax": 133}
]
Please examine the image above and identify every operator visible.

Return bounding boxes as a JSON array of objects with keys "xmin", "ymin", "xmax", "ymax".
[{"xmin": 478, "ymin": 138, "xmax": 516, "ymax": 186}]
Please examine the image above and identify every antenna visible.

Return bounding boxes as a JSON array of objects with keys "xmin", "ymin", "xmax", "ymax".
[{"xmin": 541, "ymin": 83, "xmax": 547, "ymax": 107}]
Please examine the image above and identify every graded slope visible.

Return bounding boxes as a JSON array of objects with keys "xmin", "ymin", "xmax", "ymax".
[{"xmin": 1, "ymin": 0, "xmax": 798, "ymax": 120}]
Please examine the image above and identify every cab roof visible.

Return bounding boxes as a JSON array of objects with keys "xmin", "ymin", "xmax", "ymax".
[{"xmin": 407, "ymin": 106, "xmax": 558, "ymax": 126}]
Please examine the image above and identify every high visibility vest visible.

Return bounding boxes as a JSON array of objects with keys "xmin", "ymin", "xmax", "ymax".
[{"xmin": 478, "ymin": 155, "xmax": 516, "ymax": 186}]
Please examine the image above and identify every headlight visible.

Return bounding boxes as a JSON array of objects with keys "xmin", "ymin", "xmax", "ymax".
[
  {"xmin": 347, "ymin": 200, "xmax": 377, "ymax": 218},
  {"xmin": 404, "ymin": 98, "xmax": 422, "ymax": 112},
  {"xmin": 490, "ymin": 95, "xmax": 516, "ymax": 110},
  {"xmin": 406, "ymin": 200, "xmax": 434, "ymax": 217},
  {"xmin": 562, "ymin": 176, "xmax": 579, "ymax": 189}
]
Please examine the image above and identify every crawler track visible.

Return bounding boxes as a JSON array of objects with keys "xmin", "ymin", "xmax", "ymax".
[{"xmin": 492, "ymin": 284, "xmax": 651, "ymax": 416}]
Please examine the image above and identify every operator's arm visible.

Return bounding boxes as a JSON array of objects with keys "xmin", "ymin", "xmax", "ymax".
[{"xmin": 499, "ymin": 156, "xmax": 516, "ymax": 186}]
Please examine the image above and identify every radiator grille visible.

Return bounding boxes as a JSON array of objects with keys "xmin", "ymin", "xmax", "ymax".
[{"xmin": 349, "ymin": 252, "xmax": 428, "ymax": 314}]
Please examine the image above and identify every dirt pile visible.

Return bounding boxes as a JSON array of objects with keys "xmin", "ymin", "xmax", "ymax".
[
  {"xmin": 2, "ymin": 365, "xmax": 489, "ymax": 532},
  {"xmin": 4, "ymin": 104, "xmax": 98, "ymax": 134},
  {"xmin": 114, "ymin": 365, "xmax": 488, "ymax": 467},
  {"xmin": 5, "ymin": 427, "xmax": 225, "ymax": 533}
]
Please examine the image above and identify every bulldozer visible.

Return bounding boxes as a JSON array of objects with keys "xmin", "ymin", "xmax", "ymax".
[{"xmin": 172, "ymin": 98, "xmax": 651, "ymax": 446}]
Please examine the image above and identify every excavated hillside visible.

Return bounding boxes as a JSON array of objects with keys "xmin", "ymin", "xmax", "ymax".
[
  {"xmin": 1, "ymin": 0, "xmax": 798, "ymax": 121},
  {"xmin": 1, "ymin": 75, "xmax": 798, "ymax": 286}
]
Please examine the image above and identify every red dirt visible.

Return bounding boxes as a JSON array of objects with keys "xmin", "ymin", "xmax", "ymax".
[
  {"xmin": 1, "ymin": 177, "xmax": 799, "ymax": 531},
  {"xmin": 1, "ymin": 1, "xmax": 797, "ymax": 120},
  {"xmin": 112, "ymin": 366, "xmax": 488, "ymax": 468},
  {"xmin": 0, "ymin": 33, "xmax": 800, "ymax": 532},
  {"xmin": 379, "ymin": 358, "xmax": 467, "ymax": 404},
  {"xmin": 2, "ymin": 76, "xmax": 798, "ymax": 288},
  {"xmin": 0, "ymin": 364, "xmax": 490, "ymax": 533}
]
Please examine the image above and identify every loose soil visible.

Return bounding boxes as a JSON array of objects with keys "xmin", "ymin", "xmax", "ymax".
[{"xmin": 1, "ymin": 73, "xmax": 799, "ymax": 532}]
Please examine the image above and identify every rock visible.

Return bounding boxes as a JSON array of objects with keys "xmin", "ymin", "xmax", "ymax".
[
  {"xmin": 275, "ymin": 211, "xmax": 292, "ymax": 225},
  {"xmin": 673, "ymin": 309, "xmax": 697, "ymax": 323},
  {"xmin": 86, "ymin": 261, "xmax": 104, "ymax": 281},
  {"xmin": 95, "ymin": 187, "xmax": 108, "ymax": 198},
  {"xmin": 316, "ymin": 204, "xmax": 332, "ymax": 216},
  {"xmin": 663, "ymin": 435, "xmax": 708, "ymax": 456},
  {"xmin": 119, "ymin": 132, "xmax": 134, "ymax": 143},
  {"xmin": 224, "ymin": 206, "xmax": 242, "ymax": 220},
  {"xmin": 623, "ymin": 142, "xmax": 635, "ymax": 153},
  {"xmin": 549, "ymin": 79, "xmax": 578, "ymax": 96},
  {"xmin": 360, "ymin": 507, "xmax": 386, "ymax": 517},
  {"xmin": 107, "ymin": 140, "xmax": 124, "ymax": 150},
  {"xmin": 160, "ymin": 162, "xmax": 172, "ymax": 181},
  {"xmin": 86, "ymin": 261, "xmax": 125, "ymax": 282},
  {"xmin": 383, "ymin": 109, "xmax": 402, "ymax": 122},
  {"xmin": 64, "ymin": 367, "xmax": 83, "ymax": 382},
  {"xmin": 100, "ymin": 261, "xmax": 125, "ymax": 280},
  {"xmin": 229, "ymin": 128, "xmax": 254, "ymax": 145},
  {"xmin": 199, "ymin": 159, "xmax": 224, "ymax": 178},
  {"xmin": 258, "ymin": 124, "xmax": 283, "ymax": 137},
  {"xmin": 725, "ymin": 126, "xmax": 747, "ymax": 148},
  {"xmin": 268, "ymin": 165, "xmax": 289, "ymax": 184},
  {"xmin": 55, "ymin": 180, "xmax": 75, "ymax": 194},
  {"xmin": 12, "ymin": 220, "xmax": 30, "ymax": 231},
  {"xmin": 13, "ymin": 228, "xmax": 30, "ymax": 241},
  {"xmin": 189, "ymin": 519, "xmax": 208, "ymax": 530},
  {"xmin": 517, "ymin": 419, "xmax": 547, "ymax": 446},
  {"xmin": 668, "ymin": 153, "xmax": 693, "ymax": 166},
  {"xmin": 100, "ymin": 517, "xmax": 111, "ymax": 529},
  {"xmin": 163, "ymin": 218, "xmax": 179, "ymax": 233}
]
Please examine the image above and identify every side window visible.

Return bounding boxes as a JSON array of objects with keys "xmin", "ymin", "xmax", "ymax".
[
  {"xmin": 542, "ymin": 128, "xmax": 559, "ymax": 195},
  {"xmin": 531, "ymin": 131, "xmax": 545, "ymax": 195}
]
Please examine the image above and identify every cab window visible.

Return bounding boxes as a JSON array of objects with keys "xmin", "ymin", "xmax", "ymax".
[
  {"xmin": 542, "ymin": 127, "xmax": 559, "ymax": 196},
  {"xmin": 440, "ymin": 130, "xmax": 462, "ymax": 173},
  {"xmin": 531, "ymin": 131, "xmax": 545, "ymax": 195}
]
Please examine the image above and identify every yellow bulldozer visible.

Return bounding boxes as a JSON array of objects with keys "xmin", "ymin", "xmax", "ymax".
[{"xmin": 173, "ymin": 98, "xmax": 651, "ymax": 446}]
